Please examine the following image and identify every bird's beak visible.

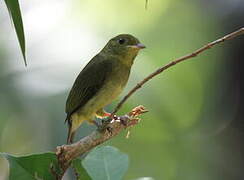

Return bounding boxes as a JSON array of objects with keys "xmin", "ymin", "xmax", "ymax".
[
  {"xmin": 136, "ymin": 43, "xmax": 146, "ymax": 49},
  {"xmin": 127, "ymin": 43, "xmax": 146, "ymax": 49}
]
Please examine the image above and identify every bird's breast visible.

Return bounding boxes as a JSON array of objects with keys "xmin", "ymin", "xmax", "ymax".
[
  {"xmin": 79, "ymin": 64, "xmax": 130, "ymax": 118},
  {"xmin": 102, "ymin": 64, "xmax": 130, "ymax": 100}
]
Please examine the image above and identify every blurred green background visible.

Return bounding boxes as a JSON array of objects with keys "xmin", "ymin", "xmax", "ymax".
[{"xmin": 0, "ymin": 0, "xmax": 244, "ymax": 179}]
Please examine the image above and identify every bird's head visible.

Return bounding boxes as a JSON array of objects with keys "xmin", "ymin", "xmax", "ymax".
[{"xmin": 102, "ymin": 34, "xmax": 145, "ymax": 65}]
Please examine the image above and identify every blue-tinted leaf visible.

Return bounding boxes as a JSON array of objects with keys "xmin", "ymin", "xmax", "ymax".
[
  {"xmin": 1, "ymin": 152, "xmax": 60, "ymax": 180},
  {"xmin": 82, "ymin": 146, "xmax": 129, "ymax": 180},
  {"xmin": 4, "ymin": 0, "xmax": 27, "ymax": 66}
]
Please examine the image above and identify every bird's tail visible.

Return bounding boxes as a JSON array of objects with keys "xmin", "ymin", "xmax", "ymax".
[
  {"xmin": 66, "ymin": 115, "xmax": 75, "ymax": 144},
  {"xmin": 66, "ymin": 114, "xmax": 85, "ymax": 144},
  {"xmin": 67, "ymin": 122, "xmax": 75, "ymax": 144}
]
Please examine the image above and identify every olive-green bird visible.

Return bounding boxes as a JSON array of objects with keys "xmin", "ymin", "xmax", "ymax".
[{"xmin": 65, "ymin": 34, "xmax": 145, "ymax": 144}]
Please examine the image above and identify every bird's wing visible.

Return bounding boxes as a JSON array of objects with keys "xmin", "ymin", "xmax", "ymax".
[{"xmin": 65, "ymin": 55, "xmax": 113, "ymax": 120}]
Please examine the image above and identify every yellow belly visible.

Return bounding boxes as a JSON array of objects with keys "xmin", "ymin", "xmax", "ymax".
[
  {"xmin": 78, "ymin": 79, "xmax": 124, "ymax": 120},
  {"xmin": 71, "ymin": 63, "xmax": 130, "ymax": 129}
]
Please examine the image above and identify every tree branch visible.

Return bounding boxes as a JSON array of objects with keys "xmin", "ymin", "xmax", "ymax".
[
  {"xmin": 56, "ymin": 106, "xmax": 147, "ymax": 177},
  {"xmin": 55, "ymin": 27, "xmax": 244, "ymax": 179},
  {"xmin": 112, "ymin": 27, "xmax": 244, "ymax": 114}
]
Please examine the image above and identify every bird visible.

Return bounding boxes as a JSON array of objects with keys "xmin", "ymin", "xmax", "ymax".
[{"xmin": 65, "ymin": 34, "xmax": 145, "ymax": 144}]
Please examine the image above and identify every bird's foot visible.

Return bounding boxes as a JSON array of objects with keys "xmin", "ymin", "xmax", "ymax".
[
  {"xmin": 110, "ymin": 115, "xmax": 128, "ymax": 126},
  {"xmin": 97, "ymin": 114, "xmax": 131, "ymax": 133},
  {"xmin": 97, "ymin": 114, "xmax": 120, "ymax": 134},
  {"xmin": 103, "ymin": 113, "xmax": 118, "ymax": 122}
]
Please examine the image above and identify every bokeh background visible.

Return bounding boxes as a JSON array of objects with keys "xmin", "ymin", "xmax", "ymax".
[{"xmin": 0, "ymin": 0, "xmax": 244, "ymax": 179}]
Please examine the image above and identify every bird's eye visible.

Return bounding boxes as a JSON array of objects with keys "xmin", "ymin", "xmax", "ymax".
[{"xmin": 118, "ymin": 38, "xmax": 125, "ymax": 45}]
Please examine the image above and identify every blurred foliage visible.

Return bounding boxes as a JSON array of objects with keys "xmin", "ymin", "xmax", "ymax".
[{"xmin": 0, "ymin": 0, "xmax": 243, "ymax": 180}]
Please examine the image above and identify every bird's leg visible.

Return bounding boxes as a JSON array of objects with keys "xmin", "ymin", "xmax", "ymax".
[
  {"xmin": 117, "ymin": 115, "xmax": 128, "ymax": 126},
  {"xmin": 96, "ymin": 108, "xmax": 116, "ymax": 123},
  {"xmin": 95, "ymin": 109, "xmax": 112, "ymax": 119},
  {"xmin": 96, "ymin": 109, "xmax": 120, "ymax": 124},
  {"xmin": 96, "ymin": 108, "xmax": 130, "ymax": 126}
]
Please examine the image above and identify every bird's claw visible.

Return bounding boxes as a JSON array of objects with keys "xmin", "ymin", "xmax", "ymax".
[
  {"xmin": 98, "ymin": 116, "xmax": 115, "ymax": 132},
  {"xmin": 98, "ymin": 109, "xmax": 144, "ymax": 133},
  {"xmin": 109, "ymin": 115, "xmax": 129, "ymax": 126},
  {"xmin": 119, "ymin": 115, "xmax": 130, "ymax": 126}
]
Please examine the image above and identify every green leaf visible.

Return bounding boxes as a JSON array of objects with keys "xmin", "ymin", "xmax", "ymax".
[
  {"xmin": 72, "ymin": 159, "xmax": 92, "ymax": 180},
  {"xmin": 1, "ymin": 152, "xmax": 60, "ymax": 180},
  {"xmin": 82, "ymin": 146, "xmax": 129, "ymax": 180},
  {"xmin": 4, "ymin": 0, "xmax": 27, "ymax": 66}
]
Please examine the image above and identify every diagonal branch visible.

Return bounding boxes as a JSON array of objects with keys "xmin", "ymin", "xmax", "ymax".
[
  {"xmin": 112, "ymin": 27, "xmax": 244, "ymax": 114},
  {"xmin": 56, "ymin": 27, "xmax": 244, "ymax": 179},
  {"xmin": 56, "ymin": 106, "xmax": 147, "ymax": 179}
]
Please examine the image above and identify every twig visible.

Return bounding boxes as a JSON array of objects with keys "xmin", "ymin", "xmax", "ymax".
[{"xmin": 112, "ymin": 27, "xmax": 244, "ymax": 115}]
